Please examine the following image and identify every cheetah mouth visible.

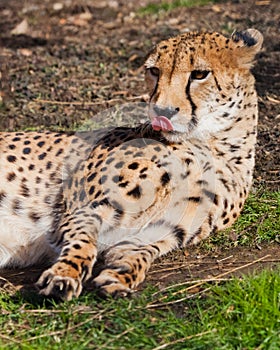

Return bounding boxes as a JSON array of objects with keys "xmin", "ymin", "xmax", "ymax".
[{"xmin": 151, "ymin": 116, "xmax": 174, "ymax": 132}]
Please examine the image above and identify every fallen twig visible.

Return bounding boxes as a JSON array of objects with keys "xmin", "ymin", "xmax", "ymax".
[
  {"xmin": 149, "ymin": 254, "xmax": 271, "ymax": 304},
  {"xmin": 34, "ymin": 98, "xmax": 122, "ymax": 106},
  {"xmin": 151, "ymin": 329, "xmax": 217, "ymax": 350}
]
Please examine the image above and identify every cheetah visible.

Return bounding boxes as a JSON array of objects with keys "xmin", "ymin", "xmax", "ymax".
[{"xmin": 0, "ymin": 29, "xmax": 263, "ymax": 300}]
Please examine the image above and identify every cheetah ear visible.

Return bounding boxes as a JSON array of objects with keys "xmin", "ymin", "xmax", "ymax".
[{"xmin": 231, "ymin": 29, "xmax": 263, "ymax": 68}]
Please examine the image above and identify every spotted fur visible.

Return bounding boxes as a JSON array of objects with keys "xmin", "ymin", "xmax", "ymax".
[{"xmin": 0, "ymin": 29, "xmax": 263, "ymax": 300}]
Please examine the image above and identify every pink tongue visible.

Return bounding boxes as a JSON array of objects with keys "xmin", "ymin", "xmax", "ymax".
[{"xmin": 151, "ymin": 116, "xmax": 174, "ymax": 131}]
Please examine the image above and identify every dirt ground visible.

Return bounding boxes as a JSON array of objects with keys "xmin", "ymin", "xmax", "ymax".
[{"xmin": 0, "ymin": 0, "xmax": 279, "ymax": 293}]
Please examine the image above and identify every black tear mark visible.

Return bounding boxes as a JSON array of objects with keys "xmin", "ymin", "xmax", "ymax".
[{"xmin": 186, "ymin": 77, "xmax": 197, "ymax": 116}]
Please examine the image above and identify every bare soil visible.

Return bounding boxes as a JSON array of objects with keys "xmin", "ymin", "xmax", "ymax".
[{"xmin": 0, "ymin": 0, "xmax": 279, "ymax": 293}]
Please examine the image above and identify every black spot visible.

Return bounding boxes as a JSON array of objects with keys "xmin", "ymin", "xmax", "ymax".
[
  {"xmin": 219, "ymin": 178, "xmax": 231, "ymax": 192},
  {"xmin": 23, "ymin": 147, "xmax": 31, "ymax": 154},
  {"xmin": 54, "ymin": 138, "xmax": 62, "ymax": 144},
  {"xmin": 115, "ymin": 161, "xmax": 125, "ymax": 169},
  {"xmin": 79, "ymin": 189, "xmax": 86, "ymax": 202},
  {"xmin": 89, "ymin": 185, "xmax": 95, "ymax": 195},
  {"xmin": 95, "ymin": 160, "xmax": 103, "ymax": 168},
  {"xmin": 20, "ymin": 182, "xmax": 30, "ymax": 197},
  {"xmin": 38, "ymin": 152, "xmax": 47, "ymax": 160},
  {"xmin": 224, "ymin": 199, "xmax": 228, "ymax": 209},
  {"xmin": 105, "ymin": 157, "xmax": 114, "ymax": 165},
  {"xmin": 37, "ymin": 141, "xmax": 45, "ymax": 147},
  {"xmin": 36, "ymin": 176, "xmax": 41, "ymax": 184},
  {"xmin": 87, "ymin": 172, "xmax": 97, "ymax": 182},
  {"xmin": 127, "ymin": 185, "xmax": 141, "ymax": 198},
  {"xmin": 125, "ymin": 276, "xmax": 131, "ymax": 285},
  {"xmin": 7, "ymin": 155, "xmax": 16, "ymax": 163},
  {"xmin": 87, "ymin": 162, "xmax": 94, "ymax": 171},
  {"xmin": 119, "ymin": 181, "xmax": 129, "ymax": 188},
  {"xmin": 160, "ymin": 172, "xmax": 170, "ymax": 186},
  {"xmin": 134, "ymin": 152, "xmax": 144, "ymax": 157},
  {"xmin": 140, "ymin": 167, "xmax": 148, "ymax": 174},
  {"xmin": 223, "ymin": 218, "xmax": 230, "ymax": 225},
  {"xmin": 7, "ymin": 172, "xmax": 16, "ymax": 182},
  {"xmin": 197, "ymin": 180, "xmax": 208, "ymax": 186},
  {"xmin": 0, "ymin": 191, "xmax": 6, "ymax": 205},
  {"xmin": 208, "ymin": 214, "xmax": 213, "ymax": 227},
  {"xmin": 181, "ymin": 170, "xmax": 190, "ymax": 179},
  {"xmin": 94, "ymin": 190, "xmax": 102, "ymax": 199},
  {"xmin": 113, "ymin": 175, "xmax": 124, "ymax": 183},
  {"xmin": 128, "ymin": 162, "xmax": 139, "ymax": 170},
  {"xmin": 46, "ymin": 161, "xmax": 52, "ymax": 170},
  {"xmin": 56, "ymin": 149, "xmax": 63, "ymax": 157},
  {"xmin": 12, "ymin": 199, "xmax": 21, "ymax": 213},
  {"xmin": 29, "ymin": 212, "xmax": 41, "ymax": 222},
  {"xmin": 202, "ymin": 189, "xmax": 218, "ymax": 205},
  {"xmin": 187, "ymin": 196, "xmax": 201, "ymax": 203},
  {"xmin": 99, "ymin": 175, "xmax": 108, "ymax": 185}
]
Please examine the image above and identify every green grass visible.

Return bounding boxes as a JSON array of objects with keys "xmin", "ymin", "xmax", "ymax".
[
  {"xmin": 139, "ymin": 0, "xmax": 218, "ymax": 15},
  {"xmin": 0, "ymin": 269, "xmax": 279, "ymax": 349},
  {"xmin": 206, "ymin": 189, "xmax": 280, "ymax": 249}
]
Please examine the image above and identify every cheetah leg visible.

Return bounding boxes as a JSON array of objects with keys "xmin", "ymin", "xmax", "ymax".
[
  {"xmin": 36, "ymin": 210, "xmax": 100, "ymax": 301},
  {"xmin": 94, "ymin": 229, "xmax": 181, "ymax": 297}
]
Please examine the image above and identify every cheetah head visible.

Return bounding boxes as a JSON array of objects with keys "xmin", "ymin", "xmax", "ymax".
[{"xmin": 145, "ymin": 29, "xmax": 263, "ymax": 142}]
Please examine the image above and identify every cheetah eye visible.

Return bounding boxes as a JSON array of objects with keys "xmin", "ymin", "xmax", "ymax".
[
  {"xmin": 190, "ymin": 70, "xmax": 210, "ymax": 80},
  {"xmin": 147, "ymin": 67, "xmax": 160, "ymax": 77}
]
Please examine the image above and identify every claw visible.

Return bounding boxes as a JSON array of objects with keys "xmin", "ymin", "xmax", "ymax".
[{"xmin": 36, "ymin": 269, "xmax": 82, "ymax": 301}]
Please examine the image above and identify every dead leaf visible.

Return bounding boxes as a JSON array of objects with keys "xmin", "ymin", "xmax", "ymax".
[
  {"xmin": 212, "ymin": 5, "xmax": 222, "ymax": 13},
  {"xmin": 128, "ymin": 54, "xmax": 139, "ymax": 62},
  {"xmin": 53, "ymin": 3, "xmax": 63, "ymax": 11},
  {"xmin": 79, "ymin": 12, "xmax": 92, "ymax": 21},
  {"xmin": 18, "ymin": 48, "xmax": 32, "ymax": 56},
  {"xmin": 59, "ymin": 18, "xmax": 67, "ymax": 25},
  {"xmin": 11, "ymin": 19, "xmax": 29, "ymax": 35}
]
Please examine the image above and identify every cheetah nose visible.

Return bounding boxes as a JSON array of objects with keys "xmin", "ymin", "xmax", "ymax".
[{"xmin": 153, "ymin": 105, "xmax": 180, "ymax": 119}]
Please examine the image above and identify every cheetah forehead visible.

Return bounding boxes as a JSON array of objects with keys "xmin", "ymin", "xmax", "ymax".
[
  {"xmin": 145, "ymin": 30, "xmax": 262, "ymax": 71},
  {"xmin": 145, "ymin": 32, "xmax": 226, "ymax": 68}
]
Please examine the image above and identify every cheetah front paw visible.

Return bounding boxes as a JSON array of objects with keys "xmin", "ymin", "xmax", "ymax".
[
  {"xmin": 36, "ymin": 269, "xmax": 82, "ymax": 301},
  {"xmin": 93, "ymin": 270, "xmax": 133, "ymax": 298}
]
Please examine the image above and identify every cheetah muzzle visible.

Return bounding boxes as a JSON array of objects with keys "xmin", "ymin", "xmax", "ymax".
[{"xmin": 0, "ymin": 29, "xmax": 263, "ymax": 300}]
